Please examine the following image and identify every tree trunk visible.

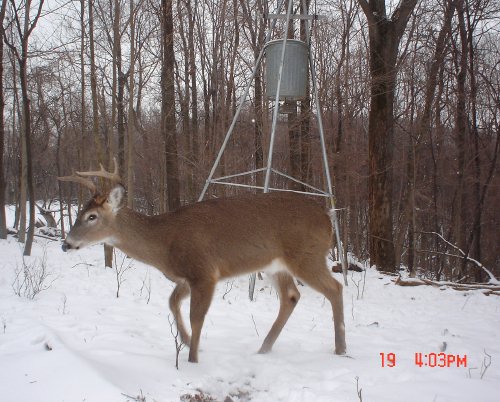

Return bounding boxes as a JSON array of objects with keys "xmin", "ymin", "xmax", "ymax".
[
  {"xmin": 177, "ymin": 1, "xmax": 191, "ymax": 200},
  {"xmin": 117, "ymin": 70, "xmax": 126, "ymax": 175},
  {"xmin": 288, "ymin": 104, "xmax": 302, "ymax": 190},
  {"xmin": 161, "ymin": 0, "xmax": 180, "ymax": 211},
  {"xmin": 239, "ymin": 0, "xmax": 265, "ymax": 188},
  {"xmin": 454, "ymin": 0, "xmax": 468, "ymax": 279},
  {"xmin": 2, "ymin": 0, "xmax": 47, "ymax": 255},
  {"xmin": 114, "ymin": 0, "xmax": 126, "ymax": 176},
  {"xmin": 359, "ymin": 0, "xmax": 417, "ymax": 272},
  {"xmin": 127, "ymin": 0, "xmax": 136, "ymax": 208},
  {"xmin": 18, "ymin": 72, "xmax": 27, "ymax": 244},
  {"xmin": 13, "ymin": 0, "xmax": 45, "ymax": 256},
  {"xmin": 10, "ymin": 53, "xmax": 22, "ymax": 233},
  {"xmin": 187, "ymin": 0, "xmax": 199, "ymax": 189},
  {"xmin": 407, "ymin": 0, "xmax": 455, "ymax": 276},
  {"xmin": 55, "ymin": 117, "xmax": 66, "ymax": 239},
  {"xmin": 0, "ymin": 0, "xmax": 7, "ymax": 238},
  {"xmin": 88, "ymin": 0, "xmax": 112, "ymax": 267},
  {"xmin": 286, "ymin": 20, "xmax": 302, "ymax": 191},
  {"xmin": 254, "ymin": 68, "xmax": 264, "ymax": 187},
  {"xmin": 300, "ymin": 0, "xmax": 311, "ymax": 187},
  {"xmin": 333, "ymin": 0, "xmax": 355, "ymax": 154},
  {"xmin": 80, "ymin": 0, "xmax": 86, "ymax": 166},
  {"xmin": 465, "ymin": 3, "xmax": 481, "ymax": 282},
  {"xmin": 89, "ymin": 0, "xmax": 103, "ymax": 163}
]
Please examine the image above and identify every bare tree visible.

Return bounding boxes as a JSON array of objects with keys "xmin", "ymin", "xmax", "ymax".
[
  {"xmin": 4, "ymin": 0, "xmax": 45, "ymax": 255},
  {"xmin": 186, "ymin": 0, "xmax": 199, "ymax": 193},
  {"xmin": 239, "ymin": 0, "xmax": 266, "ymax": 187},
  {"xmin": 0, "ymin": 0, "xmax": 7, "ymax": 238},
  {"xmin": 452, "ymin": 0, "xmax": 468, "ymax": 279},
  {"xmin": 160, "ymin": 0, "xmax": 180, "ymax": 211},
  {"xmin": 358, "ymin": 0, "xmax": 418, "ymax": 272},
  {"xmin": 88, "ymin": 0, "xmax": 103, "ymax": 163},
  {"xmin": 127, "ymin": 0, "xmax": 136, "ymax": 208}
]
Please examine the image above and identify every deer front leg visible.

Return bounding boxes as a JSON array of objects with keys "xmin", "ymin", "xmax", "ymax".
[
  {"xmin": 188, "ymin": 279, "xmax": 215, "ymax": 363},
  {"xmin": 169, "ymin": 281, "xmax": 191, "ymax": 345}
]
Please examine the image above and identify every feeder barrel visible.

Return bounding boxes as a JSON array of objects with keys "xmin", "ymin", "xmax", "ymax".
[{"xmin": 265, "ymin": 39, "xmax": 308, "ymax": 101}]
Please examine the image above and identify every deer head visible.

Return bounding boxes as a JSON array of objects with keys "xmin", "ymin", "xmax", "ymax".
[{"xmin": 58, "ymin": 158, "xmax": 125, "ymax": 251}]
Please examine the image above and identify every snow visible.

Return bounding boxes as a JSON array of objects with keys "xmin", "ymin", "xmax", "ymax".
[{"xmin": 1, "ymin": 211, "xmax": 499, "ymax": 401}]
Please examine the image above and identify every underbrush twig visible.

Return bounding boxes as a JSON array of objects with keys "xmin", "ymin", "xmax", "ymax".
[{"xmin": 12, "ymin": 246, "xmax": 56, "ymax": 299}]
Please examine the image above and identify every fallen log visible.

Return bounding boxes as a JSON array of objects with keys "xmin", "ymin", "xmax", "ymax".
[
  {"xmin": 332, "ymin": 263, "xmax": 364, "ymax": 273},
  {"xmin": 394, "ymin": 276, "xmax": 500, "ymax": 295},
  {"xmin": 394, "ymin": 277, "xmax": 429, "ymax": 287}
]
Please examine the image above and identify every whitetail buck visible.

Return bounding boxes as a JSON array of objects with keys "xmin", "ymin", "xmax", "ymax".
[{"xmin": 59, "ymin": 160, "xmax": 346, "ymax": 363}]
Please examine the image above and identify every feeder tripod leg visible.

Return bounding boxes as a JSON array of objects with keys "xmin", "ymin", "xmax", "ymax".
[{"xmin": 308, "ymin": 38, "xmax": 348, "ymax": 285}]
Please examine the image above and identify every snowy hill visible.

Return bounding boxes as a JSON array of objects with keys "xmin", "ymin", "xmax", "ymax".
[{"xmin": 0, "ymin": 235, "xmax": 499, "ymax": 402}]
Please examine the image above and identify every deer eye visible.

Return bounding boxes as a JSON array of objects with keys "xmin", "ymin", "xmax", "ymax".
[{"xmin": 87, "ymin": 214, "xmax": 97, "ymax": 222}]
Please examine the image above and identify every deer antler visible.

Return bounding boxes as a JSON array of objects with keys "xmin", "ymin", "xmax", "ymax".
[
  {"xmin": 58, "ymin": 173, "xmax": 97, "ymax": 194},
  {"xmin": 58, "ymin": 158, "xmax": 122, "ymax": 194},
  {"xmin": 76, "ymin": 157, "xmax": 121, "ymax": 184}
]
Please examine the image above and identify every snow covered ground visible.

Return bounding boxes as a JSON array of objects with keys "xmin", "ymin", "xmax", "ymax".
[{"xmin": 0, "ymin": 213, "xmax": 499, "ymax": 401}]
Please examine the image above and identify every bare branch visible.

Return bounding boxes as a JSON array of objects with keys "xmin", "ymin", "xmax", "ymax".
[
  {"xmin": 26, "ymin": 0, "xmax": 46, "ymax": 38},
  {"xmin": 392, "ymin": 0, "xmax": 418, "ymax": 37},
  {"xmin": 420, "ymin": 232, "xmax": 498, "ymax": 284},
  {"xmin": 357, "ymin": 0, "xmax": 377, "ymax": 27}
]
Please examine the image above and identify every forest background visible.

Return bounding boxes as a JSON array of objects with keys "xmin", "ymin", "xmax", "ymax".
[{"xmin": 0, "ymin": 0, "xmax": 499, "ymax": 283}]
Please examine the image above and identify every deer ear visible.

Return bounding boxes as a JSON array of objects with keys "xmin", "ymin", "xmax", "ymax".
[{"xmin": 107, "ymin": 184, "xmax": 126, "ymax": 212}]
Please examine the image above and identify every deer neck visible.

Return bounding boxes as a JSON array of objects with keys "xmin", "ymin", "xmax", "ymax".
[{"xmin": 108, "ymin": 208, "xmax": 171, "ymax": 268}]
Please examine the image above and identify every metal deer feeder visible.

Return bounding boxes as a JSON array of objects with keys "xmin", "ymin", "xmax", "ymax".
[{"xmin": 199, "ymin": 0, "xmax": 348, "ymax": 299}]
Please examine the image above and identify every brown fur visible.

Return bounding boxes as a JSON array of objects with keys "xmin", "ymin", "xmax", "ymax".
[{"xmin": 64, "ymin": 189, "xmax": 346, "ymax": 362}]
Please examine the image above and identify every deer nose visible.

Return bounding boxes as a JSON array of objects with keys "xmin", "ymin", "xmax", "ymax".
[{"xmin": 62, "ymin": 242, "xmax": 71, "ymax": 252}]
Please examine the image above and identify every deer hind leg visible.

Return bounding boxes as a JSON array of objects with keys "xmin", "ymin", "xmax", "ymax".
[
  {"xmin": 290, "ymin": 256, "xmax": 346, "ymax": 355},
  {"xmin": 188, "ymin": 279, "xmax": 216, "ymax": 363},
  {"xmin": 258, "ymin": 271, "xmax": 301, "ymax": 354},
  {"xmin": 169, "ymin": 281, "xmax": 191, "ymax": 345}
]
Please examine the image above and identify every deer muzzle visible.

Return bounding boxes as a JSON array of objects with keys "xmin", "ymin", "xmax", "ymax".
[{"xmin": 61, "ymin": 240, "xmax": 79, "ymax": 252}]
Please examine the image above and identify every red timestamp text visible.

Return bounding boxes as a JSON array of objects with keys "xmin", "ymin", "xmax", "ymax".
[
  {"xmin": 380, "ymin": 352, "xmax": 397, "ymax": 367},
  {"xmin": 379, "ymin": 352, "xmax": 467, "ymax": 368},
  {"xmin": 415, "ymin": 352, "xmax": 467, "ymax": 368}
]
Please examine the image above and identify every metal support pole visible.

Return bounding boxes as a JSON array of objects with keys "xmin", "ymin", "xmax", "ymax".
[
  {"xmin": 252, "ymin": 0, "xmax": 293, "ymax": 300},
  {"xmin": 308, "ymin": 41, "xmax": 348, "ymax": 285},
  {"xmin": 250, "ymin": 0, "xmax": 295, "ymax": 301},
  {"xmin": 263, "ymin": 0, "xmax": 294, "ymax": 193}
]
